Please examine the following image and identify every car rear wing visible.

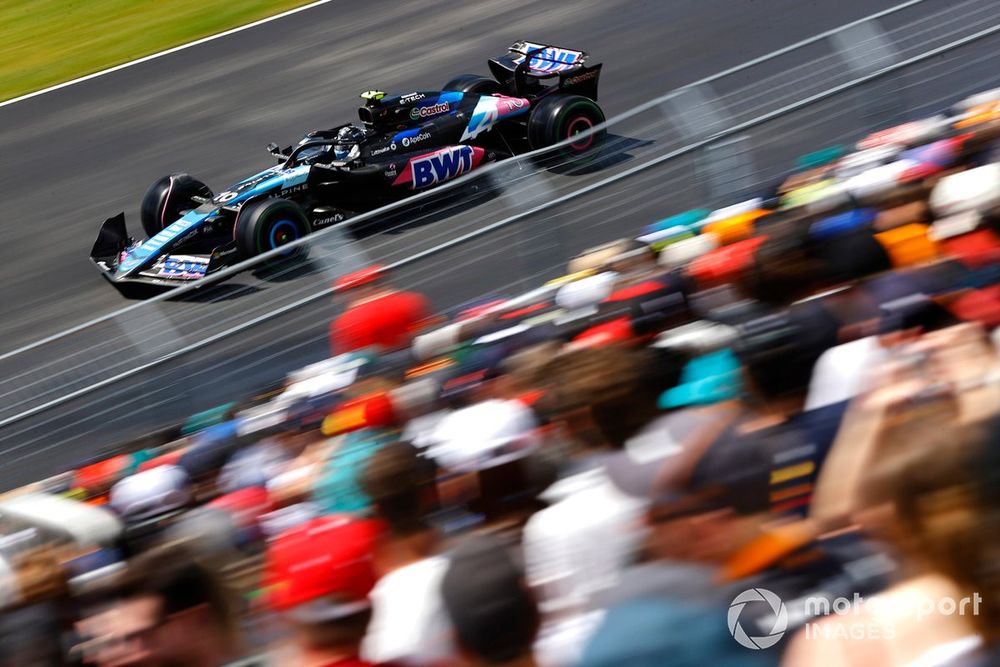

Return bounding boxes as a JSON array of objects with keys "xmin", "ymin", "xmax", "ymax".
[{"xmin": 489, "ymin": 41, "xmax": 601, "ymax": 100}]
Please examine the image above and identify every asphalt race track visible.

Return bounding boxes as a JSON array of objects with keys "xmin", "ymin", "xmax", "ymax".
[
  {"xmin": 0, "ymin": 0, "xmax": 891, "ymax": 349},
  {"xmin": 3, "ymin": 0, "xmax": 995, "ymax": 488}
]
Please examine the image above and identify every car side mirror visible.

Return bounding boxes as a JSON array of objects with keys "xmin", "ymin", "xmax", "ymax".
[{"xmin": 268, "ymin": 142, "xmax": 291, "ymax": 163}]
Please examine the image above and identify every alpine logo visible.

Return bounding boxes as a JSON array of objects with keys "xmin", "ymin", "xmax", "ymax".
[
  {"xmin": 409, "ymin": 102, "xmax": 450, "ymax": 120},
  {"xmin": 393, "ymin": 146, "xmax": 486, "ymax": 189},
  {"xmin": 460, "ymin": 96, "xmax": 529, "ymax": 142}
]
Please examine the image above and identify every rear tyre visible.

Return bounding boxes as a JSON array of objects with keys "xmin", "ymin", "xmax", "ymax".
[
  {"xmin": 234, "ymin": 198, "xmax": 312, "ymax": 264},
  {"xmin": 140, "ymin": 173, "xmax": 212, "ymax": 238},
  {"xmin": 442, "ymin": 74, "xmax": 502, "ymax": 95},
  {"xmin": 526, "ymin": 95, "xmax": 606, "ymax": 168}
]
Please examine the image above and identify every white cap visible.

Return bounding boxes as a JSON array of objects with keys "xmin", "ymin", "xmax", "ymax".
[
  {"xmin": 652, "ymin": 320, "xmax": 739, "ymax": 354},
  {"xmin": 110, "ymin": 465, "xmax": 191, "ymax": 521},
  {"xmin": 702, "ymin": 198, "xmax": 763, "ymax": 226},
  {"xmin": 636, "ymin": 226, "xmax": 690, "ymax": 246},
  {"xmin": 842, "ymin": 159, "xmax": 917, "ymax": 199},
  {"xmin": 426, "ymin": 399, "xmax": 538, "ymax": 472},
  {"xmin": 834, "ymin": 144, "xmax": 902, "ymax": 180},
  {"xmin": 928, "ymin": 211, "xmax": 982, "ymax": 241},
  {"xmin": 412, "ymin": 322, "xmax": 464, "ymax": 361},
  {"xmin": 954, "ymin": 88, "xmax": 1000, "ymax": 112},
  {"xmin": 658, "ymin": 233, "xmax": 718, "ymax": 268},
  {"xmin": 930, "ymin": 164, "xmax": 1000, "ymax": 217},
  {"xmin": 554, "ymin": 271, "xmax": 617, "ymax": 311}
]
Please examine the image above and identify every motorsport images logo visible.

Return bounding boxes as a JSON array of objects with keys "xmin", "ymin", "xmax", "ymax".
[{"xmin": 728, "ymin": 588, "xmax": 788, "ymax": 650}]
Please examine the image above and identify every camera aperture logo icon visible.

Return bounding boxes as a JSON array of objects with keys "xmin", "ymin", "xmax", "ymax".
[{"xmin": 728, "ymin": 588, "xmax": 788, "ymax": 650}]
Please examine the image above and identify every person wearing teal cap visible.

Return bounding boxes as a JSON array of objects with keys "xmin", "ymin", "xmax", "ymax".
[{"xmin": 658, "ymin": 348, "xmax": 743, "ymax": 409}]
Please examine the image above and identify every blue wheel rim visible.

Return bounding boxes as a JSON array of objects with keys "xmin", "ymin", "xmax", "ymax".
[{"xmin": 268, "ymin": 219, "xmax": 299, "ymax": 255}]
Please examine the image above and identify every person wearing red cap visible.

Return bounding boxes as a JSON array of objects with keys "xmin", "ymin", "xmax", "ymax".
[
  {"xmin": 265, "ymin": 515, "xmax": 386, "ymax": 667},
  {"xmin": 330, "ymin": 266, "xmax": 432, "ymax": 355}
]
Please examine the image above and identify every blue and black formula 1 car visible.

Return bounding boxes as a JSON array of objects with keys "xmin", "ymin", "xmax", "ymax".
[{"xmin": 90, "ymin": 42, "xmax": 606, "ymax": 296}]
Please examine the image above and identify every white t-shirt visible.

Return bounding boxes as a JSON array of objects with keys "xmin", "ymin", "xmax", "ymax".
[
  {"xmin": 805, "ymin": 336, "xmax": 889, "ymax": 411},
  {"xmin": 522, "ymin": 466, "xmax": 646, "ymax": 616},
  {"xmin": 362, "ymin": 555, "xmax": 456, "ymax": 666}
]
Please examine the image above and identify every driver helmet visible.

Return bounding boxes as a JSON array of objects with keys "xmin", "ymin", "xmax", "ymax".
[{"xmin": 334, "ymin": 125, "xmax": 366, "ymax": 161}]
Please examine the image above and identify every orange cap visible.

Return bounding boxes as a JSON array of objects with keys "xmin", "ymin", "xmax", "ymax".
[
  {"xmin": 874, "ymin": 223, "xmax": 939, "ymax": 268},
  {"xmin": 701, "ymin": 210, "xmax": 767, "ymax": 245},
  {"xmin": 954, "ymin": 101, "xmax": 1000, "ymax": 129},
  {"xmin": 322, "ymin": 392, "xmax": 396, "ymax": 436}
]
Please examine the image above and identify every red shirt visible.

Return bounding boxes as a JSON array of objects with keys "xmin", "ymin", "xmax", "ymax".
[{"xmin": 330, "ymin": 291, "xmax": 431, "ymax": 354}]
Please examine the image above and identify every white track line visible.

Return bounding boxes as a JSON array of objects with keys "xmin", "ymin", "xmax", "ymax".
[{"xmin": 0, "ymin": 0, "xmax": 336, "ymax": 109}]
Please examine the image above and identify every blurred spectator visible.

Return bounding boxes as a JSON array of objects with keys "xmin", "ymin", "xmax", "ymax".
[
  {"xmin": 73, "ymin": 543, "xmax": 239, "ymax": 667},
  {"xmin": 441, "ymin": 534, "xmax": 540, "ymax": 667},
  {"xmin": 330, "ymin": 267, "xmax": 432, "ymax": 355},
  {"xmin": 218, "ymin": 424, "xmax": 316, "ymax": 494},
  {"xmin": 578, "ymin": 380, "xmax": 890, "ymax": 666},
  {"xmin": 311, "ymin": 427, "xmax": 398, "ymax": 516},
  {"xmin": 790, "ymin": 326, "xmax": 1000, "ymax": 665},
  {"xmin": 804, "ymin": 274, "xmax": 960, "ymax": 411},
  {"xmin": 109, "ymin": 464, "xmax": 193, "ymax": 556},
  {"xmin": 360, "ymin": 442, "xmax": 457, "ymax": 666},
  {"xmin": 520, "ymin": 348, "xmax": 666, "ymax": 617},
  {"xmin": 265, "ymin": 515, "xmax": 384, "ymax": 666},
  {"xmin": 0, "ymin": 544, "xmax": 71, "ymax": 667}
]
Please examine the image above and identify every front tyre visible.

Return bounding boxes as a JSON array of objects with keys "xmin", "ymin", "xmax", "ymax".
[
  {"xmin": 234, "ymin": 198, "xmax": 312, "ymax": 262},
  {"xmin": 527, "ymin": 95, "xmax": 606, "ymax": 167},
  {"xmin": 140, "ymin": 173, "xmax": 212, "ymax": 238}
]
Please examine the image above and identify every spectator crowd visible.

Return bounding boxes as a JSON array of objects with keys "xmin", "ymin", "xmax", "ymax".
[{"xmin": 5, "ymin": 88, "xmax": 1000, "ymax": 666}]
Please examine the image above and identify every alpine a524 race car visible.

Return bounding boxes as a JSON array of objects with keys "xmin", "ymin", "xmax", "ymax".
[{"xmin": 90, "ymin": 42, "xmax": 606, "ymax": 295}]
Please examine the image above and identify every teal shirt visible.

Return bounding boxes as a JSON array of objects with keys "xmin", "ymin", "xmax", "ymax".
[{"xmin": 311, "ymin": 428, "xmax": 397, "ymax": 515}]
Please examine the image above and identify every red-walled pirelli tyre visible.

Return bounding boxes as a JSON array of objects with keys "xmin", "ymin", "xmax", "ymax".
[{"xmin": 527, "ymin": 94, "xmax": 606, "ymax": 167}]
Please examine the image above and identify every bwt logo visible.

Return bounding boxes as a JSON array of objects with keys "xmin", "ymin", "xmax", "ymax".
[
  {"xmin": 411, "ymin": 146, "xmax": 476, "ymax": 188},
  {"xmin": 728, "ymin": 588, "xmax": 788, "ymax": 650}
]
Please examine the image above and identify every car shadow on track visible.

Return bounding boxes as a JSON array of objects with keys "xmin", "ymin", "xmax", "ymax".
[
  {"xmin": 552, "ymin": 134, "xmax": 654, "ymax": 175},
  {"xmin": 166, "ymin": 282, "xmax": 263, "ymax": 303}
]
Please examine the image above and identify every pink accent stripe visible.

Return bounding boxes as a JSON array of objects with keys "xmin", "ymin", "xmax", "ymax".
[{"xmin": 159, "ymin": 176, "xmax": 176, "ymax": 232}]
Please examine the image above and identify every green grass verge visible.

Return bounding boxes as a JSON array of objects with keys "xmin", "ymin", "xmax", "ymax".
[{"xmin": 0, "ymin": 0, "xmax": 316, "ymax": 103}]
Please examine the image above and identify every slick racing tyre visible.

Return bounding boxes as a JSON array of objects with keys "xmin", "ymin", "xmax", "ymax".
[
  {"xmin": 442, "ymin": 74, "xmax": 502, "ymax": 95},
  {"xmin": 235, "ymin": 198, "xmax": 312, "ymax": 262},
  {"xmin": 527, "ymin": 94, "xmax": 606, "ymax": 167},
  {"xmin": 140, "ymin": 173, "xmax": 212, "ymax": 238}
]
